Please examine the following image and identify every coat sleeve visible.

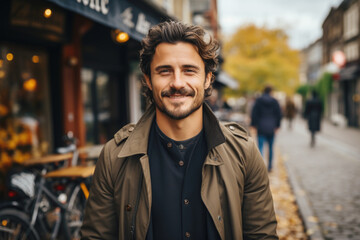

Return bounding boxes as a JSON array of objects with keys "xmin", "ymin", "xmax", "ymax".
[
  {"xmin": 81, "ymin": 142, "xmax": 118, "ymax": 239},
  {"xmin": 242, "ymin": 138, "xmax": 278, "ymax": 239}
]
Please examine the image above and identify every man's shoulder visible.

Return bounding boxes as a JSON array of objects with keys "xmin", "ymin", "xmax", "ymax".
[
  {"xmin": 218, "ymin": 122, "xmax": 261, "ymax": 171},
  {"xmin": 113, "ymin": 123, "xmax": 136, "ymax": 145},
  {"xmin": 98, "ymin": 123, "xmax": 136, "ymax": 157},
  {"xmin": 220, "ymin": 121, "xmax": 249, "ymax": 141}
]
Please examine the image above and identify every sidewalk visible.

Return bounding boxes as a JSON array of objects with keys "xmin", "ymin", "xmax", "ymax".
[
  {"xmin": 276, "ymin": 117, "xmax": 360, "ymax": 240},
  {"xmin": 269, "ymin": 150, "xmax": 308, "ymax": 239}
]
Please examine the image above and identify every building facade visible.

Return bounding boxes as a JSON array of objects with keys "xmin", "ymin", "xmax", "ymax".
[
  {"xmin": 0, "ymin": 0, "xmax": 174, "ymax": 178},
  {"xmin": 301, "ymin": 39, "xmax": 323, "ymax": 87},
  {"xmin": 0, "ymin": 0, "xmax": 223, "ymax": 190},
  {"xmin": 339, "ymin": 0, "xmax": 360, "ymax": 127},
  {"xmin": 322, "ymin": 0, "xmax": 360, "ymax": 127}
]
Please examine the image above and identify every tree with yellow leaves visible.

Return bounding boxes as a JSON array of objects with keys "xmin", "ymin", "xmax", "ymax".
[{"xmin": 222, "ymin": 24, "xmax": 300, "ymax": 96}]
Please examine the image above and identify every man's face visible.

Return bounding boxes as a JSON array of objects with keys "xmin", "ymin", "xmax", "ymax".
[{"xmin": 145, "ymin": 42, "xmax": 211, "ymax": 120}]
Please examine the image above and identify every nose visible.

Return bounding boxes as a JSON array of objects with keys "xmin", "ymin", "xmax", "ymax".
[{"xmin": 169, "ymin": 70, "xmax": 185, "ymax": 89}]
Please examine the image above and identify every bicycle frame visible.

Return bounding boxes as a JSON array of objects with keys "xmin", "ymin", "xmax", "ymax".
[
  {"xmin": 1, "ymin": 133, "xmax": 94, "ymax": 239},
  {"xmin": 29, "ymin": 170, "xmax": 84, "ymax": 240}
]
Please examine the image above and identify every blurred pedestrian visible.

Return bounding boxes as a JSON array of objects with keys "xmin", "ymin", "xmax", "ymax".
[
  {"xmin": 304, "ymin": 90, "xmax": 322, "ymax": 147},
  {"xmin": 284, "ymin": 96, "xmax": 296, "ymax": 130},
  {"xmin": 251, "ymin": 85, "xmax": 282, "ymax": 172},
  {"xmin": 81, "ymin": 21, "xmax": 278, "ymax": 239}
]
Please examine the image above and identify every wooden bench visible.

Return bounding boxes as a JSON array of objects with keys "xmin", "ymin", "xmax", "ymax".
[{"xmin": 45, "ymin": 165, "xmax": 95, "ymax": 178}]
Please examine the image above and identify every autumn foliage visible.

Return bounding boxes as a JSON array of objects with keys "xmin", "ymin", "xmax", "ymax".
[{"xmin": 222, "ymin": 24, "xmax": 300, "ymax": 95}]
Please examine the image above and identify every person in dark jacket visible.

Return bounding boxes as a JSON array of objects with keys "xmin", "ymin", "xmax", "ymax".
[
  {"xmin": 251, "ymin": 86, "xmax": 282, "ymax": 172},
  {"xmin": 304, "ymin": 90, "xmax": 322, "ymax": 147}
]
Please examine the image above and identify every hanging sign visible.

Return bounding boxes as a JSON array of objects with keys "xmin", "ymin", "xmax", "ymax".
[
  {"xmin": 332, "ymin": 50, "xmax": 346, "ymax": 67},
  {"xmin": 47, "ymin": 0, "xmax": 166, "ymax": 41}
]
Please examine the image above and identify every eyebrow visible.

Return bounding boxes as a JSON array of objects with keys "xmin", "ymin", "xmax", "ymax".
[
  {"xmin": 154, "ymin": 65, "xmax": 172, "ymax": 72},
  {"xmin": 154, "ymin": 64, "xmax": 200, "ymax": 72}
]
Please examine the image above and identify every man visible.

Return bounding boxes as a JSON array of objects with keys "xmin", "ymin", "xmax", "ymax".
[
  {"xmin": 250, "ymin": 86, "xmax": 282, "ymax": 172},
  {"xmin": 81, "ymin": 21, "xmax": 278, "ymax": 240},
  {"xmin": 304, "ymin": 90, "xmax": 322, "ymax": 147}
]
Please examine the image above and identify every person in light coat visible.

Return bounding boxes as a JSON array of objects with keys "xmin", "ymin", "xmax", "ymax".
[{"xmin": 81, "ymin": 21, "xmax": 278, "ymax": 240}]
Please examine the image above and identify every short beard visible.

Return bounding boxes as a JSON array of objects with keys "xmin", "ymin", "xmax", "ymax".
[
  {"xmin": 154, "ymin": 86, "xmax": 204, "ymax": 120},
  {"xmin": 157, "ymin": 100, "xmax": 203, "ymax": 120},
  {"xmin": 149, "ymin": 76, "xmax": 209, "ymax": 120}
]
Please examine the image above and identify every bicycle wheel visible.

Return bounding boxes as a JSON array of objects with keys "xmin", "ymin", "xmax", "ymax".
[
  {"xmin": 0, "ymin": 208, "xmax": 40, "ymax": 240},
  {"xmin": 63, "ymin": 184, "xmax": 86, "ymax": 240}
]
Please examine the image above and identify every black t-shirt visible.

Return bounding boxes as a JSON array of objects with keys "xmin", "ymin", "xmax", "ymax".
[{"xmin": 146, "ymin": 119, "xmax": 210, "ymax": 240}]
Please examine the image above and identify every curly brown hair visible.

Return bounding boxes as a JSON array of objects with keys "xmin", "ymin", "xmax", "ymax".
[{"xmin": 139, "ymin": 21, "xmax": 219, "ymax": 104}]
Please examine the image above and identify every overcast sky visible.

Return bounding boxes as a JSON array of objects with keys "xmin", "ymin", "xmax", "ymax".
[{"xmin": 218, "ymin": 0, "xmax": 343, "ymax": 50}]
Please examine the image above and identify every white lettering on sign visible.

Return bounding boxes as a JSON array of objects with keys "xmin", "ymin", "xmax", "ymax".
[
  {"xmin": 76, "ymin": 0, "xmax": 109, "ymax": 15},
  {"xmin": 101, "ymin": 0, "xmax": 109, "ymax": 15},
  {"xmin": 136, "ymin": 13, "xmax": 151, "ymax": 35},
  {"xmin": 121, "ymin": 8, "xmax": 135, "ymax": 28},
  {"xmin": 90, "ymin": 0, "xmax": 101, "ymax": 12}
]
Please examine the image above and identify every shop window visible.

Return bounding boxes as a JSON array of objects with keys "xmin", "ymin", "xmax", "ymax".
[
  {"xmin": 0, "ymin": 44, "xmax": 52, "ymax": 172},
  {"xmin": 81, "ymin": 68, "xmax": 111, "ymax": 145}
]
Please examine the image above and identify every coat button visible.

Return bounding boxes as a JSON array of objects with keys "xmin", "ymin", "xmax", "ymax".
[
  {"xmin": 178, "ymin": 144, "xmax": 184, "ymax": 150},
  {"xmin": 185, "ymin": 232, "xmax": 191, "ymax": 238},
  {"xmin": 229, "ymin": 125, "xmax": 235, "ymax": 131},
  {"xmin": 167, "ymin": 142, "xmax": 172, "ymax": 148},
  {"xmin": 125, "ymin": 204, "xmax": 132, "ymax": 211},
  {"xmin": 218, "ymin": 215, "xmax": 222, "ymax": 221},
  {"xmin": 179, "ymin": 160, "xmax": 184, "ymax": 166},
  {"xmin": 184, "ymin": 199, "xmax": 189, "ymax": 205},
  {"xmin": 128, "ymin": 127, "xmax": 134, "ymax": 132}
]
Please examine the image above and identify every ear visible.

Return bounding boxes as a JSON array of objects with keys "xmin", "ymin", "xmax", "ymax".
[
  {"xmin": 144, "ymin": 74, "xmax": 152, "ymax": 90},
  {"xmin": 205, "ymin": 72, "xmax": 212, "ymax": 89}
]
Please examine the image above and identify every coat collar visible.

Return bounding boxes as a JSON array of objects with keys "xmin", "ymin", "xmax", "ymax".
[
  {"xmin": 118, "ymin": 103, "xmax": 226, "ymax": 158},
  {"xmin": 203, "ymin": 102, "xmax": 226, "ymax": 150},
  {"xmin": 117, "ymin": 105, "xmax": 155, "ymax": 158}
]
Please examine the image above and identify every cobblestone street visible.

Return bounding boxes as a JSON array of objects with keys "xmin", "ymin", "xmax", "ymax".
[{"xmin": 275, "ymin": 118, "xmax": 360, "ymax": 240}]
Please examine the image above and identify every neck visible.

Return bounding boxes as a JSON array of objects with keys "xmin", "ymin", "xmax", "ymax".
[{"xmin": 155, "ymin": 106, "xmax": 204, "ymax": 141}]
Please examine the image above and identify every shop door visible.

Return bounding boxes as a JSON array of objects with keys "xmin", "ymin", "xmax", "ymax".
[{"xmin": 82, "ymin": 67, "xmax": 129, "ymax": 145}]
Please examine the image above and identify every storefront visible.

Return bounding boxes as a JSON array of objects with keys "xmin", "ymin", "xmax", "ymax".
[
  {"xmin": 48, "ymin": 0, "xmax": 171, "ymax": 145},
  {"xmin": 339, "ymin": 65, "xmax": 360, "ymax": 127},
  {"xmin": 0, "ymin": 0, "xmax": 171, "ymax": 187}
]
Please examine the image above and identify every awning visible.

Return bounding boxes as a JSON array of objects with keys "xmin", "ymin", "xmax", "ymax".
[
  {"xmin": 216, "ymin": 71, "xmax": 239, "ymax": 89},
  {"xmin": 47, "ymin": 0, "xmax": 170, "ymax": 41},
  {"xmin": 339, "ymin": 65, "xmax": 360, "ymax": 81}
]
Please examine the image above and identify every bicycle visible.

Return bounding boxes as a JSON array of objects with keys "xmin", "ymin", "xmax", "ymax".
[
  {"xmin": 0, "ymin": 133, "xmax": 95, "ymax": 239},
  {"xmin": 0, "ymin": 161, "xmax": 94, "ymax": 239}
]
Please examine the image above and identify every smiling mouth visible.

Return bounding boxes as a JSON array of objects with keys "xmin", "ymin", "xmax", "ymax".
[
  {"xmin": 169, "ymin": 94, "xmax": 188, "ymax": 98},
  {"xmin": 161, "ymin": 88, "xmax": 195, "ymax": 98}
]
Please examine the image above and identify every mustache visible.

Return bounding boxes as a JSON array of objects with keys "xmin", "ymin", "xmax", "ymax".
[{"xmin": 161, "ymin": 88, "xmax": 195, "ymax": 97}]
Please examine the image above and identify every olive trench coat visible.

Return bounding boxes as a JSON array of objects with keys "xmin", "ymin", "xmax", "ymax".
[{"xmin": 81, "ymin": 104, "xmax": 278, "ymax": 240}]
